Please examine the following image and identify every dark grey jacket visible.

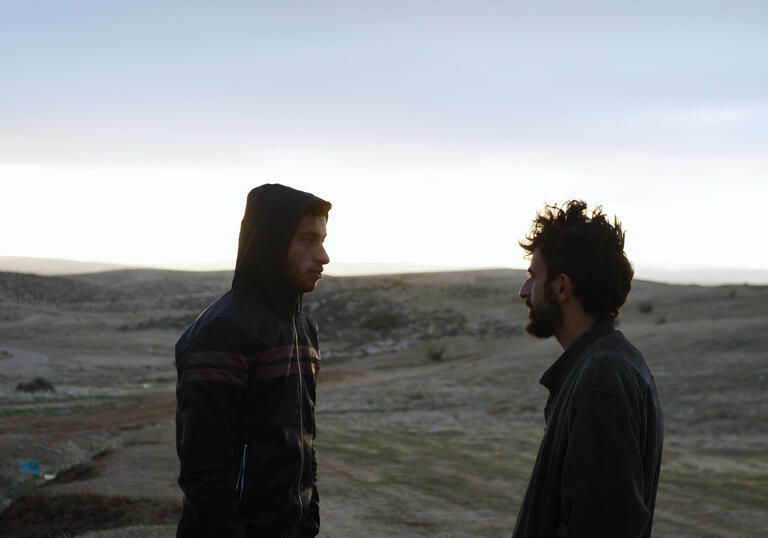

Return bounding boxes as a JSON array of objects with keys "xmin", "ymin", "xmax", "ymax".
[
  {"xmin": 176, "ymin": 184, "xmax": 331, "ymax": 538},
  {"xmin": 513, "ymin": 320, "xmax": 663, "ymax": 538}
]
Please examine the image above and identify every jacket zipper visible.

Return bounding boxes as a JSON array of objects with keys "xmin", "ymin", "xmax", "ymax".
[
  {"xmin": 291, "ymin": 312, "xmax": 304, "ymax": 527},
  {"xmin": 236, "ymin": 443, "xmax": 247, "ymax": 501}
]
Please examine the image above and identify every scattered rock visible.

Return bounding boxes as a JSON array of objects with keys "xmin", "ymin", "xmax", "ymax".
[{"xmin": 427, "ymin": 345, "xmax": 445, "ymax": 361}]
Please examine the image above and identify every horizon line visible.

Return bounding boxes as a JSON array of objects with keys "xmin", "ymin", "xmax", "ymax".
[{"xmin": 1, "ymin": 255, "xmax": 768, "ymax": 286}]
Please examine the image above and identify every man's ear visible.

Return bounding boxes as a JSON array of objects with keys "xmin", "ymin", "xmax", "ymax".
[{"xmin": 555, "ymin": 273, "xmax": 573, "ymax": 301}]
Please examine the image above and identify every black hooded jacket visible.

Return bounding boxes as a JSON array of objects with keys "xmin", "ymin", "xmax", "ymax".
[{"xmin": 175, "ymin": 184, "xmax": 331, "ymax": 538}]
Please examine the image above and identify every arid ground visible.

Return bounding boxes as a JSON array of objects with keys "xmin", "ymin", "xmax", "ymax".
[{"xmin": 0, "ymin": 269, "xmax": 766, "ymax": 537}]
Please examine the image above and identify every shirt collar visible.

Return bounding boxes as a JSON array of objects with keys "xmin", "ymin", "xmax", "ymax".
[{"xmin": 539, "ymin": 319, "xmax": 615, "ymax": 394}]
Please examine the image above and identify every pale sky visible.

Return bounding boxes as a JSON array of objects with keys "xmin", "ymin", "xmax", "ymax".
[{"xmin": 2, "ymin": 1, "xmax": 767, "ymax": 279}]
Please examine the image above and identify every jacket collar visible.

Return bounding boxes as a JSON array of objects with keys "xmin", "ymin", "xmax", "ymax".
[{"xmin": 539, "ymin": 319, "xmax": 615, "ymax": 395}]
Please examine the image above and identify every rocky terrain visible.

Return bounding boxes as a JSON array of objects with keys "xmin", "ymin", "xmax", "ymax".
[{"xmin": 0, "ymin": 268, "xmax": 766, "ymax": 537}]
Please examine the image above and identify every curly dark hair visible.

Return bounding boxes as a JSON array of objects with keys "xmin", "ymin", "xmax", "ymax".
[{"xmin": 519, "ymin": 200, "xmax": 634, "ymax": 320}]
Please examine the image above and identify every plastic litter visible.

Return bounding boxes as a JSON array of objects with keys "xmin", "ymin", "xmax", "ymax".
[{"xmin": 20, "ymin": 460, "xmax": 41, "ymax": 477}]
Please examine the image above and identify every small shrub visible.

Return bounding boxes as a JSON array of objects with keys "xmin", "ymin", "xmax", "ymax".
[
  {"xmin": 16, "ymin": 377, "xmax": 55, "ymax": 392},
  {"xmin": 360, "ymin": 311, "xmax": 402, "ymax": 331},
  {"xmin": 427, "ymin": 345, "xmax": 445, "ymax": 361},
  {"xmin": 637, "ymin": 302, "xmax": 653, "ymax": 314}
]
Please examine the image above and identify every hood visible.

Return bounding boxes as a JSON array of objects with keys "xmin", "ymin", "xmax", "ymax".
[{"xmin": 232, "ymin": 184, "xmax": 331, "ymax": 315}]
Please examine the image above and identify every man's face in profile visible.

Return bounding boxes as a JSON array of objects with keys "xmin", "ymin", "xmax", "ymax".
[
  {"xmin": 284, "ymin": 214, "xmax": 330, "ymax": 293},
  {"xmin": 519, "ymin": 248, "xmax": 562, "ymax": 338}
]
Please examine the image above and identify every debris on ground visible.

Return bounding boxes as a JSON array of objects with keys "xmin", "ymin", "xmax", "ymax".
[{"xmin": 19, "ymin": 461, "xmax": 41, "ymax": 477}]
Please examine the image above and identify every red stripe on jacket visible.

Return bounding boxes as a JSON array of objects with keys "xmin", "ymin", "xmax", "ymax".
[{"xmin": 183, "ymin": 346, "xmax": 321, "ymax": 384}]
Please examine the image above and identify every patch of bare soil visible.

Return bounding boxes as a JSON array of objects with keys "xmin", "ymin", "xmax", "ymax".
[
  {"xmin": 0, "ymin": 392, "xmax": 179, "ymax": 535},
  {"xmin": 0, "ymin": 492, "xmax": 180, "ymax": 538},
  {"xmin": 0, "ymin": 409, "xmax": 181, "ymax": 537},
  {"xmin": 51, "ymin": 455, "xmax": 107, "ymax": 484}
]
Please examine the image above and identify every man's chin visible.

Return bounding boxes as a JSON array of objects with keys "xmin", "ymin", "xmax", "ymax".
[
  {"xmin": 302, "ymin": 279, "xmax": 321, "ymax": 293},
  {"xmin": 289, "ymin": 278, "xmax": 319, "ymax": 294},
  {"xmin": 525, "ymin": 320, "xmax": 556, "ymax": 339}
]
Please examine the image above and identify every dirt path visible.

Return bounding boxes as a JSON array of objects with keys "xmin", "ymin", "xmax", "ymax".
[
  {"xmin": 0, "ymin": 313, "xmax": 54, "ymax": 328},
  {"xmin": 0, "ymin": 345, "xmax": 50, "ymax": 382},
  {"xmin": 319, "ymin": 457, "xmax": 512, "ymax": 537},
  {"xmin": 0, "ymin": 391, "xmax": 175, "ymax": 439},
  {"xmin": 319, "ymin": 340, "xmax": 531, "ymax": 390}
]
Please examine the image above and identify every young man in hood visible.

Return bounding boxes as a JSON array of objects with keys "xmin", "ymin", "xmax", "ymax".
[
  {"xmin": 513, "ymin": 201, "xmax": 663, "ymax": 538},
  {"xmin": 175, "ymin": 184, "xmax": 331, "ymax": 538}
]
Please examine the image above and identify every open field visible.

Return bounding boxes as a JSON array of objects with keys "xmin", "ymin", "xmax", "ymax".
[{"xmin": 0, "ymin": 268, "xmax": 767, "ymax": 537}]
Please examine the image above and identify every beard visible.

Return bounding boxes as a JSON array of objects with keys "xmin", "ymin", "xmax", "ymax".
[{"xmin": 525, "ymin": 283, "xmax": 562, "ymax": 338}]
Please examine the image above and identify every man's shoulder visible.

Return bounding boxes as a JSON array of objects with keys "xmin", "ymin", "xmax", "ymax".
[
  {"xmin": 591, "ymin": 329, "xmax": 644, "ymax": 363},
  {"xmin": 576, "ymin": 329, "xmax": 654, "ymax": 398},
  {"xmin": 180, "ymin": 289, "xmax": 275, "ymax": 351},
  {"xmin": 195, "ymin": 290, "xmax": 246, "ymax": 330}
]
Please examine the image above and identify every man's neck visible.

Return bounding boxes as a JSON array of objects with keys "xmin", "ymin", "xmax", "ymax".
[{"xmin": 555, "ymin": 312, "xmax": 598, "ymax": 350}]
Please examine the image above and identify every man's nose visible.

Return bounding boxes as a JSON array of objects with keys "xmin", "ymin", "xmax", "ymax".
[
  {"xmin": 519, "ymin": 279, "xmax": 531, "ymax": 299},
  {"xmin": 317, "ymin": 246, "xmax": 330, "ymax": 265}
]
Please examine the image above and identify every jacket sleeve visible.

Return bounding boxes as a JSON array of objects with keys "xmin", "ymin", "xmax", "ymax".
[
  {"xmin": 299, "ymin": 317, "xmax": 321, "ymax": 537},
  {"xmin": 298, "ymin": 447, "xmax": 320, "ymax": 536},
  {"xmin": 559, "ymin": 386, "xmax": 652, "ymax": 537},
  {"xmin": 177, "ymin": 318, "xmax": 250, "ymax": 538}
]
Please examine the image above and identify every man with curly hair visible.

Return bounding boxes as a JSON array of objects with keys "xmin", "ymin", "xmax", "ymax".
[{"xmin": 513, "ymin": 201, "xmax": 663, "ymax": 538}]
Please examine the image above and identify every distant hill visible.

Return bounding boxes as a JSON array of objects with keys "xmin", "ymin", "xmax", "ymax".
[
  {"xmin": 324, "ymin": 262, "xmax": 476, "ymax": 276},
  {"xmin": 0, "ymin": 268, "xmax": 235, "ymax": 308},
  {"xmin": 0, "ymin": 257, "xmax": 128, "ymax": 276},
  {"xmin": 68, "ymin": 269, "xmax": 233, "ymax": 299},
  {"xmin": 0, "ymin": 272, "xmax": 118, "ymax": 305},
  {"xmin": 636, "ymin": 267, "xmax": 768, "ymax": 286},
  {"xmin": 2, "ymin": 265, "xmax": 767, "ymax": 357}
]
